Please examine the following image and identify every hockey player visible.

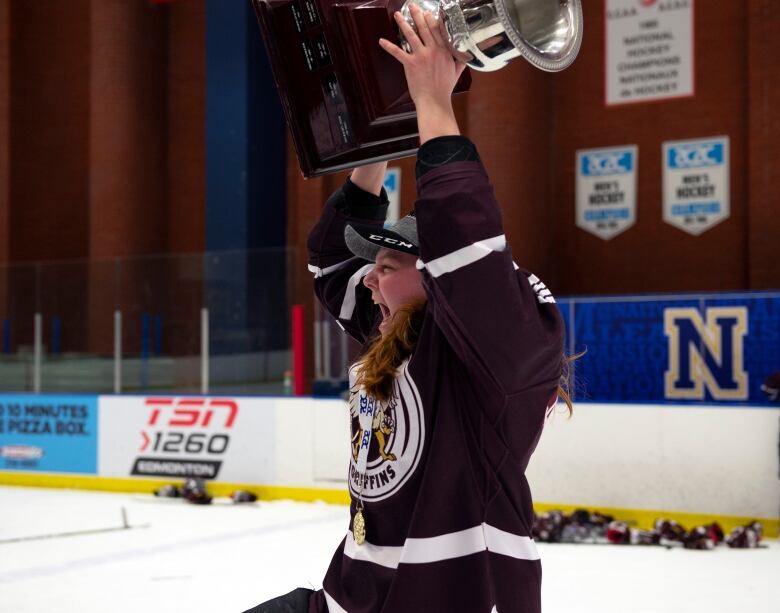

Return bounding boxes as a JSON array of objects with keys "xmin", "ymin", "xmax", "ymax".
[{"xmin": 244, "ymin": 6, "xmax": 567, "ymax": 612}]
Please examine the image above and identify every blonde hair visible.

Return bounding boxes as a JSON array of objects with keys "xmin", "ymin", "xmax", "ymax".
[
  {"xmin": 356, "ymin": 299, "xmax": 427, "ymax": 401},
  {"xmin": 556, "ymin": 352, "xmax": 581, "ymax": 416}
]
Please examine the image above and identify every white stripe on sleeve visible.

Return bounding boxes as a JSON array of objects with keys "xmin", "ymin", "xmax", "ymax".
[
  {"xmin": 399, "ymin": 525, "xmax": 486, "ymax": 564},
  {"xmin": 344, "ymin": 532, "xmax": 402, "ymax": 569},
  {"xmin": 308, "ymin": 256, "xmax": 358, "ymax": 278},
  {"xmin": 417, "ymin": 235, "xmax": 506, "ymax": 278},
  {"xmin": 338, "ymin": 263, "xmax": 374, "ymax": 321},
  {"xmin": 484, "ymin": 524, "xmax": 542, "ymax": 560}
]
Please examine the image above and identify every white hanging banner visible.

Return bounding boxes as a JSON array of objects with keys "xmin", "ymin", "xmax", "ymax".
[
  {"xmin": 606, "ymin": 0, "xmax": 694, "ymax": 105},
  {"xmin": 383, "ymin": 167, "xmax": 401, "ymax": 225},
  {"xmin": 662, "ymin": 136, "xmax": 730, "ymax": 236},
  {"xmin": 576, "ymin": 145, "xmax": 638, "ymax": 241}
]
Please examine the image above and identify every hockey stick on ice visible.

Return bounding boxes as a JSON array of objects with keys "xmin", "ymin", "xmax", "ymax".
[{"xmin": 0, "ymin": 507, "xmax": 149, "ymax": 544}]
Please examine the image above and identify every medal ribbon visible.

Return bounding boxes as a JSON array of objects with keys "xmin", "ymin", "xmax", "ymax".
[
  {"xmin": 355, "ymin": 389, "xmax": 376, "ymax": 477},
  {"xmin": 352, "ymin": 388, "xmax": 377, "ymax": 546}
]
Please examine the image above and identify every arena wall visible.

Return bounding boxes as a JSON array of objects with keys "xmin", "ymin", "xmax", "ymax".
[
  {"xmin": 0, "ymin": 394, "xmax": 777, "ymax": 535},
  {"xmin": 527, "ymin": 402, "xmax": 780, "ymax": 525}
]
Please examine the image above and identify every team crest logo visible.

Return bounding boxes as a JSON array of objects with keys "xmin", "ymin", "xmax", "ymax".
[
  {"xmin": 664, "ymin": 307, "xmax": 748, "ymax": 400},
  {"xmin": 347, "ymin": 359, "xmax": 424, "ymax": 502},
  {"xmin": 351, "ymin": 395, "xmax": 398, "ymax": 463}
]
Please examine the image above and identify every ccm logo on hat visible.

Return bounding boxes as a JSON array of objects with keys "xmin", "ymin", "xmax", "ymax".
[{"xmin": 369, "ymin": 234, "xmax": 414, "ymax": 249}]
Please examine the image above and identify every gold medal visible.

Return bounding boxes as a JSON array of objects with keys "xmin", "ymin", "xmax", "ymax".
[{"xmin": 353, "ymin": 510, "xmax": 366, "ymax": 546}]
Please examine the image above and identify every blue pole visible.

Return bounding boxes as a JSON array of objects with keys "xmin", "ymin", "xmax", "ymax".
[
  {"xmin": 51, "ymin": 316, "xmax": 61, "ymax": 356},
  {"xmin": 141, "ymin": 313, "xmax": 150, "ymax": 360}
]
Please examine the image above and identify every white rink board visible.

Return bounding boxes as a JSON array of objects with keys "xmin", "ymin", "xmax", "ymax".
[
  {"xmin": 98, "ymin": 396, "xmax": 277, "ymax": 484},
  {"xmin": 273, "ymin": 397, "xmax": 350, "ymax": 487},
  {"xmin": 96, "ymin": 396, "xmax": 779, "ymax": 519},
  {"xmin": 297, "ymin": 399, "xmax": 779, "ymax": 519},
  {"xmin": 97, "ymin": 396, "xmax": 350, "ymax": 490},
  {"xmin": 526, "ymin": 403, "xmax": 780, "ymax": 518}
]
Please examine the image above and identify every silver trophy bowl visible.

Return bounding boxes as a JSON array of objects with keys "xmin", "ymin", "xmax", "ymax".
[{"xmin": 400, "ymin": 0, "xmax": 583, "ymax": 72}]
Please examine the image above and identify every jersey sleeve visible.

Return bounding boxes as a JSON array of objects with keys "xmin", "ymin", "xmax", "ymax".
[
  {"xmin": 306, "ymin": 180, "xmax": 386, "ymax": 344},
  {"xmin": 414, "ymin": 159, "xmax": 564, "ymax": 396}
]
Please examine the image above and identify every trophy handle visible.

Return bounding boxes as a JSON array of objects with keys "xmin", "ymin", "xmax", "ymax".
[{"xmin": 398, "ymin": 0, "xmax": 583, "ymax": 73}]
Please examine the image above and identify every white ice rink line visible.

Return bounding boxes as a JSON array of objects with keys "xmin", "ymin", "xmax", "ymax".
[{"xmin": 0, "ymin": 486, "xmax": 778, "ymax": 613}]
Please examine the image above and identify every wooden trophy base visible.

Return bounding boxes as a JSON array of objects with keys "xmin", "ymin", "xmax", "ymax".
[{"xmin": 252, "ymin": 0, "xmax": 471, "ymax": 177}]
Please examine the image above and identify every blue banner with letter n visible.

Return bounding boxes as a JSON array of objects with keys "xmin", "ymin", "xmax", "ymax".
[{"xmin": 560, "ymin": 293, "xmax": 780, "ymax": 406}]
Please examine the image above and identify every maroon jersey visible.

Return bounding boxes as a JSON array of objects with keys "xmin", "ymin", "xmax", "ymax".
[{"xmin": 306, "ymin": 159, "xmax": 564, "ymax": 613}]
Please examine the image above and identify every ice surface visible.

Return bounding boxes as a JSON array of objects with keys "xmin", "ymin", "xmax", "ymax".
[{"xmin": 0, "ymin": 486, "xmax": 778, "ymax": 613}]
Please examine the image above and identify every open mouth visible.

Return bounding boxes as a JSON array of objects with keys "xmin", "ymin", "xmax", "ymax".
[{"xmin": 377, "ymin": 302, "xmax": 391, "ymax": 325}]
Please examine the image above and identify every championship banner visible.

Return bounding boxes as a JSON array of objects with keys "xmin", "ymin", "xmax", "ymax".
[
  {"xmin": 605, "ymin": 0, "xmax": 694, "ymax": 105},
  {"xmin": 662, "ymin": 136, "xmax": 730, "ymax": 235},
  {"xmin": 0, "ymin": 395, "xmax": 98, "ymax": 473},
  {"xmin": 98, "ymin": 396, "xmax": 276, "ymax": 483},
  {"xmin": 576, "ymin": 145, "xmax": 638, "ymax": 240}
]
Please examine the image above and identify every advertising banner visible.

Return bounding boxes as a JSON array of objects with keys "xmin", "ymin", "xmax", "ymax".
[
  {"xmin": 663, "ymin": 136, "xmax": 730, "ymax": 235},
  {"xmin": 0, "ymin": 395, "xmax": 98, "ymax": 473},
  {"xmin": 565, "ymin": 294, "xmax": 780, "ymax": 405},
  {"xmin": 98, "ymin": 396, "xmax": 276, "ymax": 483},
  {"xmin": 606, "ymin": 0, "xmax": 694, "ymax": 105},
  {"xmin": 576, "ymin": 145, "xmax": 638, "ymax": 240}
]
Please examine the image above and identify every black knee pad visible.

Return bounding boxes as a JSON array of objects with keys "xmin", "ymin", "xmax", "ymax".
[{"xmin": 242, "ymin": 587, "xmax": 314, "ymax": 613}]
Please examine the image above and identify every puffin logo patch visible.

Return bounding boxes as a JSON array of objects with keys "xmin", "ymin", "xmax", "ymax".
[{"xmin": 347, "ymin": 359, "xmax": 424, "ymax": 502}]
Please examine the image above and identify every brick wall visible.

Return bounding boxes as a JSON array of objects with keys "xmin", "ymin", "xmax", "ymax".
[
  {"xmin": 9, "ymin": 0, "xmax": 91, "ymax": 263},
  {"xmin": 747, "ymin": 0, "xmax": 780, "ymax": 289}
]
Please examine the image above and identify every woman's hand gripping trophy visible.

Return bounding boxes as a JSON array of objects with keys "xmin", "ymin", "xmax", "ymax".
[{"xmin": 379, "ymin": 4, "xmax": 466, "ymax": 144}]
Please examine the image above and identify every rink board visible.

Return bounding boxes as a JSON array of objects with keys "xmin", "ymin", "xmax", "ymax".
[
  {"xmin": 0, "ymin": 395, "xmax": 98, "ymax": 474},
  {"xmin": 0, "ymin": 394, "xmax": 778, "ymax": 534}
]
